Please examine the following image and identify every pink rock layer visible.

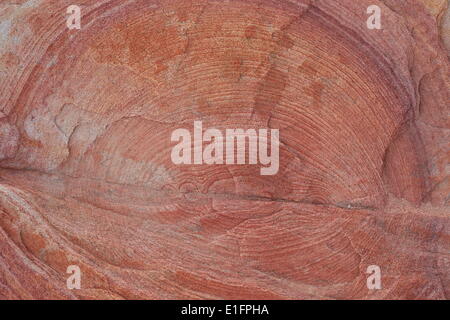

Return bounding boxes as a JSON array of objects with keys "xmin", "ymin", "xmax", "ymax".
[{"xmin": 0, "ymin": 0, "xmax": 448, "ymax": 299}]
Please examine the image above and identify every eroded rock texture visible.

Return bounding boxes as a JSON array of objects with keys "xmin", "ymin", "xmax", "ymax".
[{"xmin": 0, "ymin": 0, "xmax": 449, "ymax": 299}]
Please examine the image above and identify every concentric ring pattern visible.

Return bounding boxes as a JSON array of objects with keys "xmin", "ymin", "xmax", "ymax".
[{"xmin": 0, "ymin": 0, "xmax": 449, "ymax": 299}]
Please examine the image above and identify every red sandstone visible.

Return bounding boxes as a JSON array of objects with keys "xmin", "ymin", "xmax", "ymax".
[{"xmin": 0, "ymin": 0, "xmax": 448, "ymax": 299}]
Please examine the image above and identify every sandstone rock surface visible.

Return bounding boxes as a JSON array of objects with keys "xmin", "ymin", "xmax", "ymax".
[{"xmin": 0, "ymin": 0, "xmax": 449, "ymax": 299}]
